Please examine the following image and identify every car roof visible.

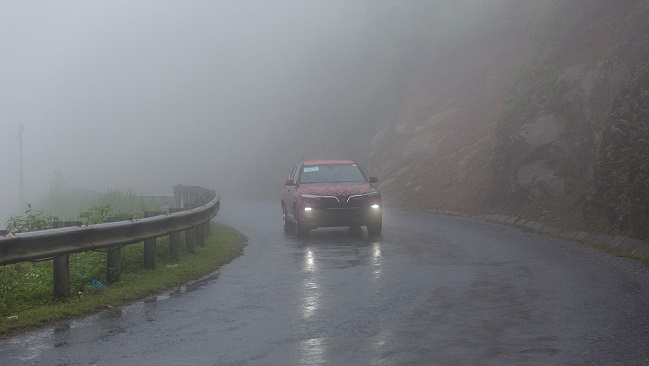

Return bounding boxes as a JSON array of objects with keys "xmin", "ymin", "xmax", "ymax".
[{"xmin": 302, "ymin": 159, "xmax": 356, "ymax": 166}]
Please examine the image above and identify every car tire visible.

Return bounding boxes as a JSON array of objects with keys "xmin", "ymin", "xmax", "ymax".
[
  {"xmin": 367, "ymin": 221, "xmax": 382, "ymax": 236},
  {"xmin": 295, "ymin": 220, "xmax": 309, "ymax": 238},
  {"xmin": 282, "ymin": 204, "xmax": 293, "ymax": 233},
  {"xmin": 349, "ymin": 226, "xmax": 362, "ymax": 235},
  {"xmin": 294, "ymin": 204, "xmax": 309, "ymax": 238}
]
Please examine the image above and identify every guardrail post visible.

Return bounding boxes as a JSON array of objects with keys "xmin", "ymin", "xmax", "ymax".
[
  {"xmin": 196, "ymin": 188, "xmax": 210, "ymax": 246},
  {"xmin": 196, "ymin": 221, "xmax": 204, "ymax": 247},
  {"xmin": 107, "ymin": 246, "xmax": 121, "ymax": 283},
  {"xmin": 203, "ymin": 221, "xmax": 211, "ymax": 237},
  {"xmin": 169, "ymin": 231, "xmax": 181, "ymax": 261},
  {"xmin": 143, "ymin": 212, "xmax": 159, "ymax": 270},
  {"xmin": 202, "ymin": 197, "xmax": 217, "ymax": 239},
  {"xmin": 53, "ymin": 255, "xmax": 70, "ymax": 299},
  {"xmin": 168, "ymin": 208, "xmax": 184, "ymax": 262},
  {"xmin": 184, "ymin": 203, "xmax": 196, "ymax": 254},
  {"xmin": 186, "ymin": 227, "xmax": 196, "ymax": 254},
  {"xmin": 105, "ymin": 217, "xmax": 125, "ymax": 284},
  {"xmin": 52, "ymin": 221, "xmax": 77, "ymax": 299}
]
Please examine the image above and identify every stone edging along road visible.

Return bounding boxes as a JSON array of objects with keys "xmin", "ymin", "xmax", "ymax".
[{"xmin": 425, "ymin": 210, "xmax": 649, "ymax": 260}]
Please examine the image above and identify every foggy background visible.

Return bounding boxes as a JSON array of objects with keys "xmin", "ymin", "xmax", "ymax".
[
  {"xmin": 0, "ymin": 1, "xmax": 378, "ymax": 226},
  {"xmin": 1, "ymin": 0, "xmax": 543, "ymax": 228}
]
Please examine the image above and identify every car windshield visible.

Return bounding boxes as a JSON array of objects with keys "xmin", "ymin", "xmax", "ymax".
[{"xmin": 299, "ymin": 164, "xmax": 366, "ymax": 183}]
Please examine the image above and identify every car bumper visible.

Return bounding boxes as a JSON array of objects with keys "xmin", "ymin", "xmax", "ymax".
[{"xmin": 299, "ymin": 206, "xmax": 382, "ymax": 228}]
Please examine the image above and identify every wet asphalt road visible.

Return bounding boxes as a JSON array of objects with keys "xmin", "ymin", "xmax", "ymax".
[{"xmin": 2, "ymin": 200, "xmax": 649, "ymax": 365}]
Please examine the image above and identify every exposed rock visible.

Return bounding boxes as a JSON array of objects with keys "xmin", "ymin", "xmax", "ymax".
[
  {"xmin": 517, "ymin": 114, "xmax": 564, "ymax": 150},
  {"xmin": 517, "ymin": 160, "xmax": 565, "ymax": 198},
  {"xmin": 562, "ymin": 64, "xmax": 587, "ymax": 84}
]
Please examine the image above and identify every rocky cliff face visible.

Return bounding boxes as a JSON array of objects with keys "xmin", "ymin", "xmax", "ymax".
[
  {"xmin": 364, "ymin": 0, "xmax": 649, "ymax": 236},
  {"xmin": 489, "ymin": 1, "xmax": 649, "ymax": 234}
]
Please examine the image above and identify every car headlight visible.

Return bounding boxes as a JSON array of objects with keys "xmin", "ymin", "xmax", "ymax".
[
  {"xmin": 362, "ymin": 191, "xmax": 381, "ymax": 205},
  {"xmin": 300, "ymin": 194, "xmax": 321, "ymax": 199}
]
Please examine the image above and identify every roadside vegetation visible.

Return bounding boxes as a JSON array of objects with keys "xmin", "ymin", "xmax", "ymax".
[
  {"xmin": 0, "ymin": 189, "xmax": 246, "ymax": 336},
  {"xmin": 35, "ymin": 184, "xmax": 165, "ymax": 222},
  {"xmin": 597, "ymin": 57, "xmax": 649, "ymax": 238},
  {"xmin": 487, "ymin": 1, "xmax": 649, "ymax": 238}
]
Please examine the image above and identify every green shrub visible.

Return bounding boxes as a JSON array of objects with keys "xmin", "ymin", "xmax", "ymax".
[
  {"xmin": 78, "ymin": 204, "xmax": 112, "ymax": 225},
  {"xmin": 0, "ymin": 263, "xmax": 52, "ymax": 316},
  {"xmin": 5, "ymin": 208, "xmax": 60, "ymax": 234}
]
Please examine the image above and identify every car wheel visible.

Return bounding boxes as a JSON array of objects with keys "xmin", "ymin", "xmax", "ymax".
[
  {"xmin": 282, "ymin": 204, "xmax": 293, "ymax": 233},
  {"xmin": 294, "ymin": 204, "xmax": 309, "ymax": 238},
  {"xmin": 349, "ymin": 226, "xmax": 362, "ymax": 235},
  {"xmin": 367, "ymin": 221, "xmax": 382, "ymax": 236},
  {"xmin": 295, "ymin": 219, "xmax": 309, "ymax": 238}
]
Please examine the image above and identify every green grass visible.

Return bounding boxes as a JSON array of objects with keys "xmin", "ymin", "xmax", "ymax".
[{"xmin": 0, "ymin": 222, "xmax": 246, "ymax": 336}]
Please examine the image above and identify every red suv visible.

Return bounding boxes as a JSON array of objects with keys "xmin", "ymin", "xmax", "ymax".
[{"xmin": 281, "ymin": 160, "xmax": 382, "ymax": 237}]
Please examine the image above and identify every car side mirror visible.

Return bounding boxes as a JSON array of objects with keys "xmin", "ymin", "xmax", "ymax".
[
  {"xmin": 285, "ymin": 178, "xmax": 295, "ymax": 186},
  {"xmin": 369, "ymin": 176, "xmax": 378, "ymax": 183}
]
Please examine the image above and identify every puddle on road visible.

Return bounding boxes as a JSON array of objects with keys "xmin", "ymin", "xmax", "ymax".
[
  {"xmin": 292, "ymin": 229, "xmax": 383, "ymax": 271},
  {"xmin": 171, "ymin": 271, "xmax": 221, "ymax": 297}
]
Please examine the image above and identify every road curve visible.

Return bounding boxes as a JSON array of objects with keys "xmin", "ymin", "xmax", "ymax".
[{"xmin": 1, "ymin": 200, "xmax": 649, "ymax": 365}]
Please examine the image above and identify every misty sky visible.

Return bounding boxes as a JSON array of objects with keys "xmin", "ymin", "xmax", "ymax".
[{"xmin": 0, "ymin": 1, "xmax": 371, "ymax": 224}]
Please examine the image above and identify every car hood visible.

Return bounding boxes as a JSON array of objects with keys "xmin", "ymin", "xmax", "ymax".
[{"xmin": 298, "ymin": 182, "xmax": 378, "ymax": 198}]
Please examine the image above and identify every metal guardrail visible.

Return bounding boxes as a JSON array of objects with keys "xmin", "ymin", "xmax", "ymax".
[
  {"xmin": 0, "ymin": 195, "xmax": 220, "ymax": 266},
  {"xmin": 0, "ymin": 185, "xmax": 220, "ymax": 298}
]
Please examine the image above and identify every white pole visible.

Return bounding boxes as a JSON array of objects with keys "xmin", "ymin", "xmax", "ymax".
[{"xmin": 18, "ymin": 124, "xmax": 25, "ymax": 214}]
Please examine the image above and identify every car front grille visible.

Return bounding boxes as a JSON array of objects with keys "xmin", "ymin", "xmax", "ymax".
[
  {"xmin": 346, "ymin": 196, "xmax": 365, "ymax": 208},
  {"xmin": 319, "ymin": 197, "xmax": 343, "ymax": 209},
  {"xmin": 318, "ymin": 196, "xmax": 366, "ymax": 209}
]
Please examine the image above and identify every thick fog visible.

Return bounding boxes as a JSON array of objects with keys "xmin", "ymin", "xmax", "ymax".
[
  {"xmin": 1, "ymin": 0, "xmax": 535, "ymax": 227},
  {"xmin": 0, "ymin": 1, "xmax": 378, "ymax": 225}
]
